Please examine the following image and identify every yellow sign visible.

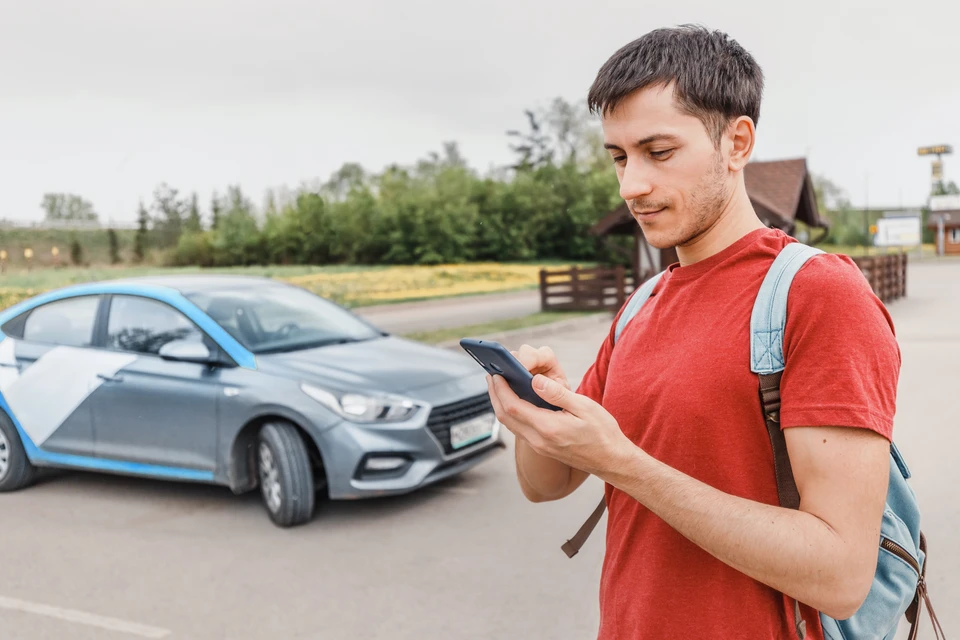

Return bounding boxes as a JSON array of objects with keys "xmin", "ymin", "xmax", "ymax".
[
  {"xmin": 0, "ymin": 250, "xmax": 7, "ymax": 261},
  {"xmin": 24, "ymin": 248, "xmax": 33, "ymax": 260},
  {"xmin": 51, "ymin": 246, "xmax": 60, "ymax": 257},
  {"xmin": 917, "ymin": 145, "xmax": 953, "ymax": 156},
  {"xmin": 869, "ymin": 225, "xmax": 878, "ymax": 234}
]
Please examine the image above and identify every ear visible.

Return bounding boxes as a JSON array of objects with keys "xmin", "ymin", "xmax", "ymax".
[{"xmin": 726, "ymin": 116, "xmax": 756, "ymax": 172}]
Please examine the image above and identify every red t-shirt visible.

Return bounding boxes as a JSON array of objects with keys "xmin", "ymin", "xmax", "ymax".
[{"xmin": 575, "ymin": 228, "xmax": 901, "ymax": 640}]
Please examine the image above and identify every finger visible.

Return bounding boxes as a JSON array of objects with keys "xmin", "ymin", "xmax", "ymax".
[
  {"xmin": 531, "ymin": 373, "xmax": 583, "ymax": 414},
  {"xmin": 515, "ymin": 344, "xmax": 541, "ymax": 372}
]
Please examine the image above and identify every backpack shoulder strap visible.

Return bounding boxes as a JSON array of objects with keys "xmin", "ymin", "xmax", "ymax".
[
  {"xmin": 614, "ymin": 270, "xmax": 665, "ymax": 344},
  {"xmin": 750, "ymin": 241, "xmax": 824, "ymax": 512},
  {"xmin": 750, "ymin": 242, "xmax": 825, "ymax": 376}
]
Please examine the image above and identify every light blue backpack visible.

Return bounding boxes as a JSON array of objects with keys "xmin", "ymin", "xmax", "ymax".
[{"xmin": 561, "ymin": 242, "xmax": 944, "ymax": 640}]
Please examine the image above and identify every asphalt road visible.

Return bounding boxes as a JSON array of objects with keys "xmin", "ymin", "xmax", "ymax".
[
  {"xmin": 3, "ymin": 260, "xmax": 957, "ymax": 639},
  {"xmin": 354, "ymin": 290, "xmax": 541, "ymax": 335}
]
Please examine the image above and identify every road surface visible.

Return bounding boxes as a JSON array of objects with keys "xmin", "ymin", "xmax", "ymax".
[
  {"xmin": 2, "ymin": 261, "xmax": 956, "ymax": 639},
  {"xmin": 354, "ymin": 290, "xmax": 541, "ymax": 335}
]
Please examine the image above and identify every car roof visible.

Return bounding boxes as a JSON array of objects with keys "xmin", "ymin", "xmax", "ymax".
[{"xmin": 104, "ymin": 274, "xmax": 286, "ymax": 295}]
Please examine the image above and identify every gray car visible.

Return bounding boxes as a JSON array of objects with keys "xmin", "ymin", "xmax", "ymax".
[{"xmin": 0, "ymin": 275, "xmax": 504, "ymax": 526}]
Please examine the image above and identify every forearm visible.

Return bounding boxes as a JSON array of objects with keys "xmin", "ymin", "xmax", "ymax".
[
  {"xmin": 602, "ymin": 446, "xmax": 865, "ymax": 618},
  {"xmin": 515, "ymin": 437, "xmax": 588, "ymax": 502}
]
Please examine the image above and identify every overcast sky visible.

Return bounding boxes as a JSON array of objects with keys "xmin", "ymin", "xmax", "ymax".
[{"xmin": 2, "ymin": 0, "xmax": 957, "ymax": 224}]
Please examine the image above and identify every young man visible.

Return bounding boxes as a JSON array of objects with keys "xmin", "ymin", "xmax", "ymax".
[{"xmin": 486, "ymin": 26, "xmax": 900, "ymax": 640}]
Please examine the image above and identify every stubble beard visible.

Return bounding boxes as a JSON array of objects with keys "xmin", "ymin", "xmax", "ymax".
[{"xmin": 639, "ymin": 153, "xmax": 729, "ymax": 250}]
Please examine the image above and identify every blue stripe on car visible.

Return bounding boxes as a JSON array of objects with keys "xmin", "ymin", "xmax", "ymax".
[
  {"xmin": 0, "ymin": 281, "xmax": 257, "ymax": 370},
  {"xmin": 0, "ymin": 393, "xmax": 215, "ymax": 482}
]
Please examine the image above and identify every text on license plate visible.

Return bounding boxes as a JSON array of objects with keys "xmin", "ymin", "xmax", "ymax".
[{"xmin": 449, "ymin": 413, "xmax": 495, "ymax": 449}]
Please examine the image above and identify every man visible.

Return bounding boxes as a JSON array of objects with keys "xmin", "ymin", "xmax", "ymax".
[{"xmin": 486, "ymin": 25, "xmax": 900, "ymax": 640}]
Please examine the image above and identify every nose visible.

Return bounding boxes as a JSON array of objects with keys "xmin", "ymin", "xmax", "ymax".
[{"xmin": 619, "ymin": 160, "xmax": 654, "ymax": 202}]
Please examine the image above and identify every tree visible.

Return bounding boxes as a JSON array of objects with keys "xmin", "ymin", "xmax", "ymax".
[
  {"xmin": 932, "ymin": 180, "xmax": 960, "ymax": 196},
  {"xmin": 134, "ymin": 200, "xmax": 149, "ymax": 263},
  {"xmin": 507, "ymin": 110, "xmax": 554, "ymax": 172},
  {"xmin": 151, "ymin": 183, "xmax": 185, "ymax": 247},
  {"xmin": 107, "ymin": 228, "xmax": 121, "ymax": 264},
  {"xmin": 41, "ymin": 193, "xmax": 98, "ymax": 223},
  {"xmin": 210, "ymin": 191, "xmax": 222, "ymax": 230},
  {"xmin": 69, "ymin": 232, "xmax": 84, "ymax": 265},
  {"xmin": 185, "ymin": 192, "xmax": 203, "ymax": 233}
]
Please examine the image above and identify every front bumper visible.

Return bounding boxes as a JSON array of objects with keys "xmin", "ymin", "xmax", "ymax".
[{"xmin": 316, "ymin": 393, "xmax": 506, "ymax": 500}]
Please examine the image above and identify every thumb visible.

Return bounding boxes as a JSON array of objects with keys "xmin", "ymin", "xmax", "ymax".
[{"xmin": 532, "ymin": 373, "xmax": 577, "ymax": 410}]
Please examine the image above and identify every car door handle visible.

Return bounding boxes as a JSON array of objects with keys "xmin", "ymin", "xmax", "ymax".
[{"xmin": 96, "ymin": 373, "xmax": 123, "ymax": 383}]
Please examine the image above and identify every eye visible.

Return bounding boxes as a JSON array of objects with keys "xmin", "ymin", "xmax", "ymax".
[
  {"xmin": 650, "ymin": 149, "xmax": 674, "ymax": 160},
  {"xmin": 612, "ymin": 155, "xmax": 627, "ymax": 166}
]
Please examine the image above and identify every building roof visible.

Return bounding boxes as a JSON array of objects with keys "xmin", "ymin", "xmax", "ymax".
[
  {"xmin": 926, "ymin": 210, "xmax": 960, "ymax": 229},
  {"xmin": 592, "ymin": 157, "xmax": 829, "ymax": 237}
]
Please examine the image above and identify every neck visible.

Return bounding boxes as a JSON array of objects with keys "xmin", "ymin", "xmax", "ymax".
[{"xmin": 675, "ymin": 179, "xmax": 766, "ymax": 266}]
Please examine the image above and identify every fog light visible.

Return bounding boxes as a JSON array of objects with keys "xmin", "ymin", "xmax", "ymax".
[{"xmin": 364, "ymin": 456, "xmax": 409, "ymax": 472}]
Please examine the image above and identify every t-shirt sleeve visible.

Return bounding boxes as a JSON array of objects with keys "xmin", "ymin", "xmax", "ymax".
[
  {"xmin": 574, "ymin": 301, "xmax": 625, "ymax": 404},
  {"xmin": 779, "ymin": 253, "xmax": 901, "ymax": 440}
]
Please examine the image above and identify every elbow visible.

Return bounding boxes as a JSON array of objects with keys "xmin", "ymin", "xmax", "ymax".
[
  {"xmin": 520, "ymin": 483, "xmax": 566, "ymax": 503},
  {"xmin": 817, "ymin": 571, "xmax": 873, "ymax": 620}
]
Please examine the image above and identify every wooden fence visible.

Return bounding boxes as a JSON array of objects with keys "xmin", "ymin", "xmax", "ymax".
[
  {"xmin": 540, "ymin": 253, "xmax": 908, "ymax": 312},
  {"xmin": 851, "ymin": 253, "xmax": 908, "ymax": 303},
  {"xmin": 539, "ymin": 265, "xmax": 635, "ymax": 312}
]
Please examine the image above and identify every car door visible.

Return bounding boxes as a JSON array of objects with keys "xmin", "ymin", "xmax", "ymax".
[
  {"xmin": 88, "ymin": 294, "xmax": 221, "ymax": 471},
  {"xmin": 0, "ymin": 294, "xmax": 106, "ymax": 456}
]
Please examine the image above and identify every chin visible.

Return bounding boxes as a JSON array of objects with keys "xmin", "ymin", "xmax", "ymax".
[{"xmin": 638, "ymin": 226, "xmax": 681, "ymax": 250}]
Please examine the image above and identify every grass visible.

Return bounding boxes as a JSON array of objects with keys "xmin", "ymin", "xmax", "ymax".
[
  {"xmin": 401, "ymin": 311, "xmax": 599, "ymax": 345},
  {"xmin": 0, "ymin": 261, "xmax": 590, "ymax": 312}
]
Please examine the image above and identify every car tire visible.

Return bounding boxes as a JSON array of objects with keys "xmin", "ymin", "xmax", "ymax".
[
  {"xmin": 257, "ymin": 421, "xmax": 315, "ymax": 527},
  {"xmin": 0, "ymin": 412, "xmax": 36, "ymax": 492}
]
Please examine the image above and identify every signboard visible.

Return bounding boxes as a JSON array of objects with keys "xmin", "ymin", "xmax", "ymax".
[
  {"xmin": 874, "ymin": 216, "xmax": 921, "ymax": 247},
  {"xmin": 917, "ymin": 145, "xmax": 953, "ymax": 156},
  {"xmin": 931, "ymin": 194, "xmax": 960, "ymax": 211}
]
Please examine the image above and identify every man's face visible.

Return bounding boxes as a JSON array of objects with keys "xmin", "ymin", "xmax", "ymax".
[{"xmin": 601, "ymin": 84, "xmax": 732, "ymax": 250}]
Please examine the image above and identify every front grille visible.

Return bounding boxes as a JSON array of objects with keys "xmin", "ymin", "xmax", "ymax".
[{"xmin": 426, "ymin": 393, "xmax": 494, "ymax": 454}]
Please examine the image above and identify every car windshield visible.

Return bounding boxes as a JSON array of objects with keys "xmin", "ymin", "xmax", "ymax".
[{"xmin": 186, "ymin": 284, "xmax": 383, "ymax": 354}]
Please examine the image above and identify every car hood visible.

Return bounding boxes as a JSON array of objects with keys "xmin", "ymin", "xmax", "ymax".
[{"xmin": 254, "ymin": 336, "xmax": 482, "ymax": 394}]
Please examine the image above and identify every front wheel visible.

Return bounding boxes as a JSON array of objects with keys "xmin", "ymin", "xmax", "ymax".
[
  {"xmin": 257, "ymin": 421, "xmax": 315, "ymax": 527},
  {"xmin": 0, "ymin": 413, "xmax": 36, "ymax": 492}
]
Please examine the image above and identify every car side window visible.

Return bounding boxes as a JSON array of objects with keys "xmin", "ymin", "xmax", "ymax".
[
  {"xmin": 21, "ymin": 296, "xmax": 101, "ymax": 347},
  {"xmin": 107, "ymin": 296, "xmax": 204, "ymax": 355}
]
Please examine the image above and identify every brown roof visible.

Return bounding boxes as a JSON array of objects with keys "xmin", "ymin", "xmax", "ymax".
[
  {"xmin": 742, "ymin": 158, "xmax": 808, "ymax": 224},
  {"xmin": 591, "ymin": 157, "xmax": 828, "ymax": 238},
  {"xmin": 926, "ymin": 211, "xmax": 960, "ymax": 229}
]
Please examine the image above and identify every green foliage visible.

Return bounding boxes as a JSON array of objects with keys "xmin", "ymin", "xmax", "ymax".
[
  {"xmin": 134, "ymin": 201, "xmax": 149, "ymax": 263},
  {"xmin": 41, "ymin": 193, "xmax": 98, "ymax": 223},
  {"xmin": 69, "ymin": 232, "xmax": 84, "ymax": 266},
  {"xmin": 107, "ymin": 228, "xmax": 120, "ymax": 264}
]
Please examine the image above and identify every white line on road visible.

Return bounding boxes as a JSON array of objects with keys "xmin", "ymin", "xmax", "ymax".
[{"xmin": 0, "ymin": 595, "xmax": 171, "ymax": 638}]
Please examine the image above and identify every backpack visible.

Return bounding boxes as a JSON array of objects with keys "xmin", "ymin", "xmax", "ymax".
[{"xmin": 560, "ymin": 242, "xmax": 944, "ymax": 640}]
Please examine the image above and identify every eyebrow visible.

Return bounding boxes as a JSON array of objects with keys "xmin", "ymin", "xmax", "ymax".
[{"xmin": 604, "ymin": 133, "xmax": 681, "ymax": 151}]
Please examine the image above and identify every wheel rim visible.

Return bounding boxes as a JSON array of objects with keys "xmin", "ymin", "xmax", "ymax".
[
  {"xmin": 258, "ymin": 442, "xmax": 282, "ymax": 513},
  {"xmin": 0, "ymin": 429, "xmax": 10, "ymax": 481}
]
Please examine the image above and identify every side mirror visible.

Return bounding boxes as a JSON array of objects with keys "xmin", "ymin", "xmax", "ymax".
[{"xmin": 159, "ymin": 340, "xmax": 216, "ymax": 364}]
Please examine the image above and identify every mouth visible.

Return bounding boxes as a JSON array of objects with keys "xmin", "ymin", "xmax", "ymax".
[{"xmin": 632, "ymin": 207, "xmax": 666, "ymax": 222}]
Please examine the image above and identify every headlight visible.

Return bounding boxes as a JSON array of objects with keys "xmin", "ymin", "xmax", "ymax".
[{"xmin": 300, "ymin": 383, "xmax": 419, "ymax": 422}]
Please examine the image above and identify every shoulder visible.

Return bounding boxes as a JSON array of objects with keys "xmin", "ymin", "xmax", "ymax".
[
  {"xmin": 782, "ymin": 248, "xmax": 899, "ymax": 358},
  {"xmin": 789, "ymin": 250, "xmax": 891, "ymax": 323}
]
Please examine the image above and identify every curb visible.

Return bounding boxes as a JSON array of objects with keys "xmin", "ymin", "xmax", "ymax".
[{"xmin": 436, "ymin": 312, "xmax": 612, "ymax": 353}]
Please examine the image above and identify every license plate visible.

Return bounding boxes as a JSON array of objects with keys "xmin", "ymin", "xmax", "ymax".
[{"xmin": 449, "ymin": 413, "xmax": 495, "ymax": 450}]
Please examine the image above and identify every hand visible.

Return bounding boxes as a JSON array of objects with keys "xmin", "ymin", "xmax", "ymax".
[
  {"xmin": 486, "ymin": 371, "xmax": 635, "ymax": 478},
  {"xmin": 511, "ymin": 344, "xmax": 569, "ymax": 389}
]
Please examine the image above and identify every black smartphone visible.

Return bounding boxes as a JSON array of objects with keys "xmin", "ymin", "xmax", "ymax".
[{"xmin": 459, "ymin": 338, "xmax": 562, "ymax": 411}]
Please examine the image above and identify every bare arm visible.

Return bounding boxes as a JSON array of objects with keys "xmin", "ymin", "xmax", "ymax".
[
  {"xmin": 603, "ymin": 424, "xmax": 888, "ymax": 618},
  {"xmin": 508, "ymin": 346, "xmax": 590, "ymax": 502},
  {"xmin": 488, "ymin": 373, "xmax": 890, "ymax": 620}
]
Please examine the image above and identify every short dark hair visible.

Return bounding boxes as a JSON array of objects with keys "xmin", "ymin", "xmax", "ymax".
[{"xmin": 587, "ymin": 25, "xmax": 764, "ymax": 145}]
